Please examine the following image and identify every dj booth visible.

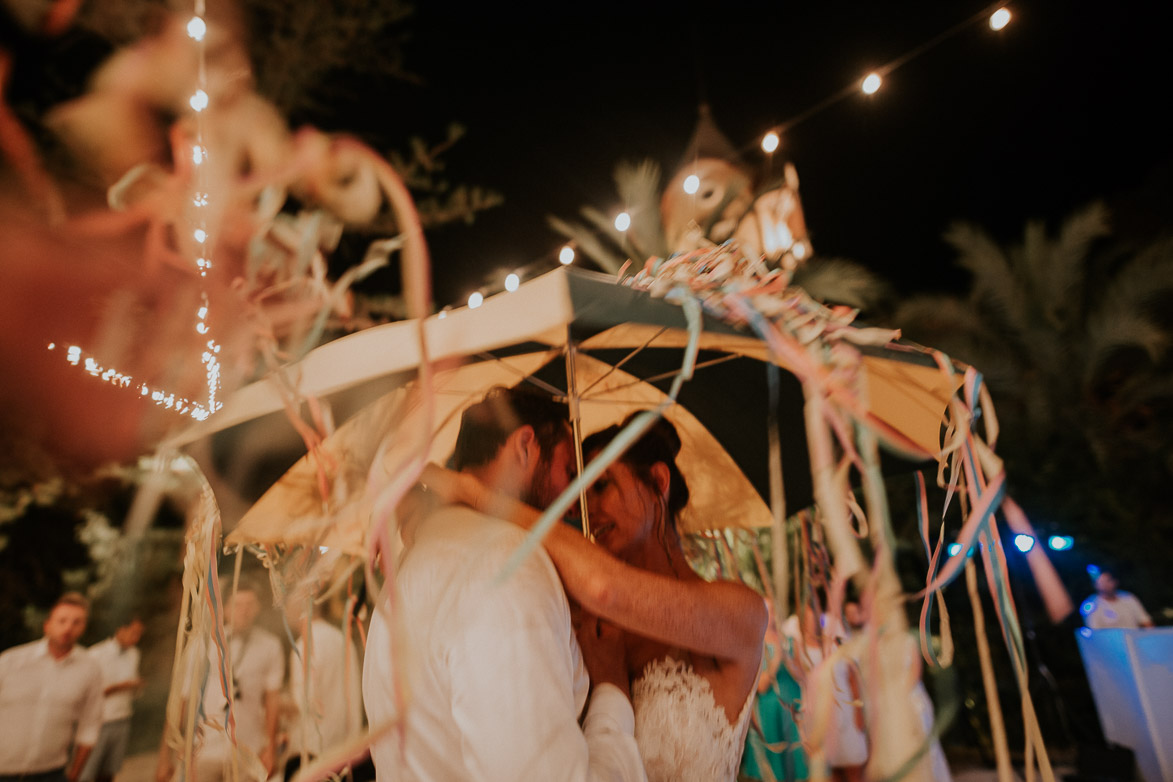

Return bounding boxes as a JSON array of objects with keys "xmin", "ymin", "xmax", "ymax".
[{"xmin": 1076, "ymin": 627, "xmax": 1173, "ymax": 782}]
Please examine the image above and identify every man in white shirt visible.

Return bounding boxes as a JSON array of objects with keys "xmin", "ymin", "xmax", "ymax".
[
  {"xmin": 363, "ymin": 385, "xmax": 647, "ymax": 781},
  {"xmin": 157, "ymin": 580, "xmax": 285, "ymax": 782},
  {"xmin": 80, "ymin": 615, "xmax": 145, "ymax": 782},
  {"xmin": 0, "ymin": 592, "xmax": 104, "ymax": 782},
  {"xmin": 1082, "ymin": 570, "xmax": 1154, "ymax": 630},
  {"xmin": 281, "ymin": 597, "xmax": 364, "ymax": 781}
]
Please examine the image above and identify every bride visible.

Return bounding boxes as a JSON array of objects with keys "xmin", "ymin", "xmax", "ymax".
[{"xmin": 423, "ymin": 413, "xmax": 767, "ymax": 782}]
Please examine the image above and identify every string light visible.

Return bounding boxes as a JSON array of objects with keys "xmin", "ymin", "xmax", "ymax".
[
  {"xmin": 504, "ymin": 273, "xmax": 520, "ymax": 292},
  {"xmin": 752, "ymin": 0, "xmax": 1015, "ymax": 145},
  {"xmin": 186, "ymin": 16, "xmax": 206, "ymax": 41},
  {"xmin": 683, "ymin": 174, "xmax": 700, "ymax": 194},
  {"xmin": 189, "ymin": 89, "xmax": 209, "ymax": 112},
  {"xmin": 433, "ymin": 0, "xmax": 1024, "ymax": 311},
  {"xmin": 47, "ymin": 343, "xmax": 215, "ymax": 421}
]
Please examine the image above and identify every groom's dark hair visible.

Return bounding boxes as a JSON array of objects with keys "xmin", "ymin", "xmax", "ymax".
[{"xmin": 449, "ymin": 385, "xmax": 570, "ymax": 471}]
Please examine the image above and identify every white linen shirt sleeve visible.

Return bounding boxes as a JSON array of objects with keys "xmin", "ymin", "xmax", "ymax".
[
  {"xmin": 445, "ymin": 544, "xmax": 646, "ymax": 782},
  {"xmin": 73, "ymin": 656, "xmax": 105, "ymax": 747}
]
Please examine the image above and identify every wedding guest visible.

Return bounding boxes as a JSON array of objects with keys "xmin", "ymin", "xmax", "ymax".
[
  {"xmin": 281, "ymin": 596, "xmax": 363, "ymax": 781},
  {"xmin": 80, "ymin": 614, "xmax": 145, "ymax": 782},
  {"xmin": 0, "ymin": 592, "xmax": 104, "ymax": 782},
  {"xmin": 157, "ymin": 579, "xmax": 285, "ymax": 782}
]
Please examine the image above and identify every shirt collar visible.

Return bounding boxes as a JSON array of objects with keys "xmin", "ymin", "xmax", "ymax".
[{"xmin": 35, "ymin": 637, "xmax": 84, "ymax": 663}]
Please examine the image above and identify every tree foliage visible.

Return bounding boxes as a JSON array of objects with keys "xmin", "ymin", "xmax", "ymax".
[{"xmin": 894, "ymin": 202, "xmax": 1173, "ymax": 610}]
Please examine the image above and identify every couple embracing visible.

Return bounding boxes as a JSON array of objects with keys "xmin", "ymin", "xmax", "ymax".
[{"xmin": 363, "ymin": 385, "xmax": 768, "ymax": 781}]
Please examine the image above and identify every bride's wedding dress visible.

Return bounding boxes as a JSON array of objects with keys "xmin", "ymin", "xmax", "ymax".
[{"xmin": 632, "ymin": 657, "xmax": 755, "ymax": 782}]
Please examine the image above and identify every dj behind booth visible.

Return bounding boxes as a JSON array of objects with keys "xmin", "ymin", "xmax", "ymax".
[{"xmin": 1075, "ymin": 568, "xmax": 1168, "ymax": 782}]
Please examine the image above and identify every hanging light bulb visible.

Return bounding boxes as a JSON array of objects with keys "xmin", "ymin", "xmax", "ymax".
[
  {"xmin": 761, "ymin": 131, "xmax": 780, "ymax": 153},
  {"xmin": 989, "ymin": 7, "xmax": 1011, "ymax": 30},
  {"xmin": 186, "ymin": 16, "xmax": 207, "ymax": 41},
  {"xmin": 189, "ymin": 89, "xmax": 209, "ymax": 112},
  {"xmin": 683, "ymin": 174, "xmax": 700, "ymax": 194},
  {"xmin": 559, "ymin": 245, "xmax": 575, "ymax": 265},
  {"xmin": 861, "ymin": 72, "xmax": 882, "ymax": 95},
  {"xmin": 614, "ymin": 212, "xmax": 631, "ymax": 232}
]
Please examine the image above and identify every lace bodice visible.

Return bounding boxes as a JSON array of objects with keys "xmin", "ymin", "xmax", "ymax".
[{"xmin": 631, "ymin": 657, "xmax": 755, "ymax": 782}]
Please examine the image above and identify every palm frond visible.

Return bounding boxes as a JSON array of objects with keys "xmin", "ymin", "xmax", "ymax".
[
  {"xmin": 1040, "ymin": 201, "xmax": 1111, "ymax": 329},
  {"xmin": 943, "ymin": 221, "xmax": 1029, "ymax": 335},
  {"xmin": 546, "ymin": 215, "xmax": 625, "ymax": 274},
  {"xmin": 613, "ymin": 159, "xmax": 667, "ymax": 259},
  {"xmin": 1095, "ymin": 236, "xmax": 1173, "ymax": 326},
  {"xmin": 1085, "ymin": 309, "xmax": 1168, "ymax": 393},
  {"xmin": 892, "ymin": 294, "xmax": 1021, "ymax": 390},
  {"xmin": 789, "ymin": 257, "xmax": 891, "ymax": 312}
]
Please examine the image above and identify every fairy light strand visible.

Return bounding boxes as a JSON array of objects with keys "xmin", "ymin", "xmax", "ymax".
[
  {"xmin": 45, "ymin": 5, "xmax": 224, "ymax": 420},
  {"xmin": 759, "ymin": 2, "xmax": 1012, "ymax": 147},
  {"xmin": 188, "ymin": 2, "xmax": 222, "ymax": 416},
  {"xmin": 449, "ymin": 3, "xmax": 1016, "ymax": 313}
]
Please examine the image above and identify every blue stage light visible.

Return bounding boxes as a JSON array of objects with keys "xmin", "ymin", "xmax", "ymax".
[
  {"xmin": 1013, "ymin": 534, "xmax": 1035, "ymax": 553},
  {"xmin": 1047, "ymin": 535, "xmax": 1073, "ymax": 551}
]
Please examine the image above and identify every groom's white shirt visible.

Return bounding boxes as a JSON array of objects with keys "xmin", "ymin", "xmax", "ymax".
[{"xmin": 364, "ymin": 504, "xmax": 647, "ymax": 781}]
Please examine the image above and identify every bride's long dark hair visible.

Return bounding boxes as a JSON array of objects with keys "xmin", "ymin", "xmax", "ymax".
[{"xmin": 582, "ymin": 412, "xmax": 691, "ymax": 531}]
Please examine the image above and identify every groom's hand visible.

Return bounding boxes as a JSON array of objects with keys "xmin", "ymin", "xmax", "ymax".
[{"xmin": 574, "ymin": 610, "xmax": 630, "ymax": 698}]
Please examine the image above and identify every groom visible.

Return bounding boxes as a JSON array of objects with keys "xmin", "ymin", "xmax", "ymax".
[{"xmin": 363, "ymin": 385, "xmax": 646, "ymax": 781}]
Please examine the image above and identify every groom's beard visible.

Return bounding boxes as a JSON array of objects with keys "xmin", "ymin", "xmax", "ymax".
[{"xmin": 522, "ymin": 458, "xmax": 559, "ymax": 511}]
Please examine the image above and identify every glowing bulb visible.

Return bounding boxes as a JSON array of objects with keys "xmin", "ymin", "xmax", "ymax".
[
  {"xmin": 193, "ymin": 229, "xmax": 207, "ymax": 243},
  {"xmin": 761, "ymin": 131, "xmax": 780, "ymax": 153},
  {"xmin": 1047, "ymin": 535, "xmax": 1073, "ymax": 551},
  {"xmin": 559, "ymin": 245, "xmax": 575, "ymax": 265},
  {"xmin": 989, "ymin": 7, "xmax": 1011, "ymax": 30},
  {"xmin": 189, "ymin": 90, "xmax": 209, "ymax": 112},
  {"xmin": 614, "ymin": 212, "xmax": 631, "ymax": 232},
  {"xmin": 186, "ymin": 16, "xmax": 207, "ymax": 41},
  {"xmin": 683, "ymin": 174, "xmax": 700, "ymax": 195},
  {"xmin": 504, "ymin": 273, "xmax": 520, "ymax": 292},
  {"xmin": 947, "ymin": 543, "xmax": 962, "ymax": 557},
  {"xmin": 862, "ymin": 72, "xmax": 882, "ymax": 95},
  {"xmin": 468, "ymin": 292, "xmax": 483, "ymax": 309},
  {"xmin": 1013, "ymin": 534, "xmax": 1035, "ymax": 553}
]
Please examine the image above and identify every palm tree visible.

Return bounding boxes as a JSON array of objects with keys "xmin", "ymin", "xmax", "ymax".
[{"xmin": 893, "ymin": 202, "xmax": 1173, "ymax": 605}]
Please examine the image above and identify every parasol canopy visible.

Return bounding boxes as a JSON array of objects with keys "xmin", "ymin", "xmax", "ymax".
[{"xmin": 168, "ymin": 267, "xmax": 959, "ymax": 553}]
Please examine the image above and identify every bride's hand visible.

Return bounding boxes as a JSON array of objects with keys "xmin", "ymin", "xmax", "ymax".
[
  {"xmin": 573, "ymin": 607, "xmax": 630, "ymax": 698},
  {"xmin": 418, "ymin": 463, "xmax": 485, "ymax": 509}
]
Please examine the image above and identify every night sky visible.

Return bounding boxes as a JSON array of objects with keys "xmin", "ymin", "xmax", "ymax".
[{"xmin": 352, "ymin": 0, "xmax": 1173, "ymax": 309}]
